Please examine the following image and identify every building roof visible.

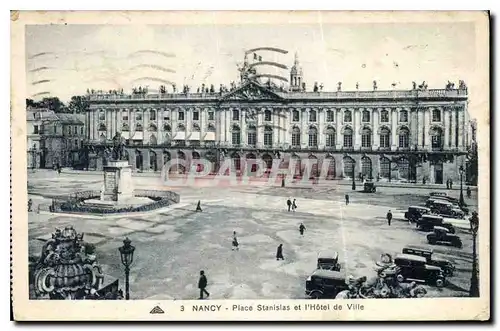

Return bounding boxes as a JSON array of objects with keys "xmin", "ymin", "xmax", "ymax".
[{"xmin": 26, "ymin": 108, "xmax": 84, "ymax": 125}]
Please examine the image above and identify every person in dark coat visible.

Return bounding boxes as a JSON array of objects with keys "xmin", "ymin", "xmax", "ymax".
[
  {"xmin": 276, "ymin": 244, "xmax": 284, "ymax": 260},
  {"xmin": 28, "ymin": 198, "xmax": 33, "ymax": 212},
  {"xmin": 198, "ymin": 270, "xmax": 210, "ymax": 299},
  {"xmin": 446, "ymin": 179, "xmax": 450, "ymax": 189},
  {"xmin": 345, "ymin": 194, "xmax": 350, "ymax": 205},
  {"xmin": 292, "ymin": 199, "xmax": 297, "ymax": 212},
  {"xmin": 449, "ymin": 179, "xmax": 453, "ymax": 189},
  {"xmin": 387, "ymin": 210, "xmax": 393, "ymax": 226},
  {"xmin": 196, "ymin": 200, "xmax": 202, "ymax": 212},
  {"xmin": 467, "ymin": 186, "xmax": 472, "ymax": 198},
  {"xmin": 287, "ymin": 198, "xmax": 292, "ymax": 212},
  {"xmin": 232, "ymin": 231, "xmax": 239, "ymax": 251},
  {"xmin": 299, "ymin": 223, "xmax": 306, "ymax": 236}
]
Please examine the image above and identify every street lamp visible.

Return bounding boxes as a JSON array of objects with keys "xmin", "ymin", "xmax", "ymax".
[
  {"xmin": 352, "ymin": 167, "xmax": 356, "ymax": 191},
  {"xmin": 118, "ymin": 237, "xmax": 135, "ymax": 300},
  {"xmin": 459, "ymin": 164, "xmax": 465, "ymax": 206},
  {"xmin": 469, "ymin": 212, "xmax": 479, "ymax": 297}
]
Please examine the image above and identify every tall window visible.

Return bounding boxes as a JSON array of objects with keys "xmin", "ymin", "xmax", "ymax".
[
  {"xmin": 308, "ymin": 127, "xmax": 318, "ymax": 147},
  {"xmin": 207, "ymin": 124, "xmax": 215, "ymax": 132},
  {"xmin": 432, "ymin": 109, "xmax": 441, "ymax": 122},
  {"xmin": 362, "ymin": 110, "xmax": 370, "ymax": 122},
  {"xmin": 136, "ymin": 112, "xmax": 142, "ymax": 121},
  {"xmin": 193, "ymin": 110, "xmax": 199, "ymax": 121},
  {"xmin": 247, "ymin": 125, "xmax": 256, "ymax": 146},
  {"xmin": 379, "ymin": 157, "xmax": 391, "ymax": 178},
  {"xmin": 399, "ymin": 128, "xmax": 409, "ymax": 148},
  {"xmin": 326, "ymin": 110, "xmax": 334, "ymax": 122},
  {"xmin": 264, "ymin": 110, "xmax": 272, "ymax": 122},
  {"xmin": 379, "ymin": 127, "xmax": 390, "ymax": 148},
  {"xmin": 80, "ymin": 127, "xmax": 83, "ymax": 135},
  {"xmin": 343, "ymin": 127, "xmax": 353, "ymax": 147},
  {"xmin": 99, "ymin": 110, "xmax": 105, "ymax": 121},
  {"xmin": 150, "ymin": 109, "xmax": 156, "ymax": 121},
  {"xmin": 361, "ymin": 127, "xmax": 372, "ymax": 148},
  {"xmin": 232, "ymin": 109, "xmax": 239, "ymax": 121},
  {"xmin": 292, "ymin": 110, "xmax": 300, "ymax": 122},
  {"xmin": 381, "ymin": 110, "xmax": 389, "ymax": 122},
  {"xmin": 98, "ymin": 123, "xmax": 106, "ymax": 131},
  {"xmin": 325, "ymin": 127, "xmax": 335, "ymax": 147},
  {"xmin": 232, "ymin": 125, "xmax": 241, "ymax": 145},
  {"xmin": 344, "ymin": 110, "xmax": 352, "ymax": 122},
  {"xmin": 135, "ymin": 123, "xmax": 143, "ymax": 131},
  {"xmin": 163, "ymin": 124, "xmax": 171, "ymax": 132},
  {"xmin": 431, "ymin": 127, "xmax": 443, "ymax": 149},
  {"xmin": 122, "ymin": 110, "xmax": 129, "ymax": 121},
  {"xmin": 309, "ymin": 110, "xmax": 317, "ymax": 122},
  {"xmin": 291, "ymin": 127, "xmax": 301, "ymax": 147},
  {"xmin": 208, "ymin": 111, "xmax": 214, "ymax": 121},
  {"xmin": 163, "ymin": 110, "xmax": 170, "ymax": 121},
  {"xmin": 399, "ymin": 110, "xmax": 408, "ymax": 122},
  {"xmin": 264, "ymin": 126, "xmax": 273, "ymax": 147},
  {"xmin": 34, "ymin": 125, "xmax": 39, "ymax": 134},
  {"xmin": 178, "ymin": 111, "xmax": 185, "ymax": 121}
]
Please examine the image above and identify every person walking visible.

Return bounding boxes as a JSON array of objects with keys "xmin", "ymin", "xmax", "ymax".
[
  {"xmin": 292, "ymin": 199, "xmax": 297, "ymax": 212},
  {"xmin": 386, "ymin": 210, "xmax": 393, "ymax": 226},
  {"xmin": 196, "ymin": 200, "xmax": 202, "ymax": 212},
  {"xmin": 198, "ymin": 270, "xmax": 210, "ymax": 299},
  {"xmin": 450, "ymin": 179, "xmax": 453, "ymax": 190},
  {"xmin": 345, "ymin": 194, "xmax": 350, "ymax": 206},
  {"xmin": 276, "ymin": 244, "xmax": 284, "ymax": 260},
  {"xmin": 286, "ymin": 198, "xmax": 292, "ymax": 212},
  {"xmin": 446, "ymin": 179, "xmax": 450, "ymax": 189},
  {"xmin": 467, "ymin": 186, "xmax": 472, "ymax": 199},
  {"xmin": 299, "ymin": 223, "xmax": 306, "ymax": 236},
  {"xmin": 232, "ymin": 231, "xmax": 239, "ymax": 251}
]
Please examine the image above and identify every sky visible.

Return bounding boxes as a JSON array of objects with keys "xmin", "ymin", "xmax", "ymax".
[{"xmin": 25, "ymin": 22, "xmax": 476, "ymax": 103}]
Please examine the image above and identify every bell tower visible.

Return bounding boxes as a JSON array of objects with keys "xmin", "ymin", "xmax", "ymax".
[{"xmin": 289, "ymin": 52, "xmax": 303, "ymax": 92}]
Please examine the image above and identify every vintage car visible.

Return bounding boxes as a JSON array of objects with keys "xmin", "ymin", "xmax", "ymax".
[
  {"xmin": 432, "ymin": 196, "xmax": 469, "ymax": 214},
  {"xmin": 426, "ymin": 199, "xmax": 465, "ymax": 219},
  {"xmin": 416, "ymin": 215, "xmax": 456, "ymax": 233},
  {"xmin": 402, "ymin": 245, "xmax": 455, "ymax": 276},
  {"xmin": 393, "ymin": 253, "xmax": 446, "ymax": 287},
  {"xmin": 429, "ymin": 192, "xmax": 448, "ymax": 198},
  {"xmin": 305, "ymin": 269, "xmax": 349, "ymax": 299},
  {"xmin": 427, "ymin": 226, "xmax": 463, "ymax": 248},
  {"xmin": 363, "ymin": 181, "xmax": 377, "ymax": 193},
  {"xmin": 317, "ymin": 251, "xmax": 341, "ymax": 271},
  {"xmin": 404, "ymin": 206, "xmax": 431, "ymax": 223}
]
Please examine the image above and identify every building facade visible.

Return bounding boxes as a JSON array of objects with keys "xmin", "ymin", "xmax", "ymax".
[{"xmin": 86, "ymin": 59, "xmax": 471, "ymax": 184}]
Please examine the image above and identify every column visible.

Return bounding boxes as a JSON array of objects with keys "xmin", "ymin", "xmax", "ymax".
[
  {"xmin": 354, "ymin": 108, "xmax": 361, "ymax": 149},
  {"xmin": 106, "ymin": 109, "xmax": 112, "ymax": 139},
  {"xmin": 336, "ymin": 108, "xmax": 342, "ymax": 149},
  {"xmin": 301, "ymin": 108, "xmax": 308, "ymax": 148},
  {"xmin": 273, "ymin": 108, "xmax": 279, "ymax": 147},
  {"xmin": 225, "ymin": 107, "xmax": 231, "ymax": 144},
  {"xmin": 318, "ymin": 108, "xmax": 324, "ymax": 148},
  {"xmin": 443, "ymin": 108, "xmax": 450, "ymax": 149},
  {"xmin": 257, "ymin": 108, "xmax": 264, "ymax": 146},
  {"xmin": 391, "ymin": 108, "xmax": 397, "ymax": 150},
  {"xmin": 131, "ymin": 109, "xmax": 136, "ymax": 138},
  {"xmin": 91, "ymin": 110, "xmax": 96, "ymax": 140},
  {"xmin": 458, "ymin": 107, "xmax": 464, "ymax": 148},
  {"xmin": 424, "ymin": 108, "xmax": 431, "ymax": 150},
  {"xmin": 372, "ymin": 108, "xmax": 379, "ymax": 149},
  {"xmin": 410, "ymin": 107, "xmax": 417, "ymax": 148},
  {"xmin": 240, "ymin": 108, "xmax": 246, "ymax": 145},
  {"xmin": 417, "ymin": 108, "xmax": 424, "ymax": 148},
  {"xmin": 157, "ymin": 108, "xmax": 163, "ymax": 144}
]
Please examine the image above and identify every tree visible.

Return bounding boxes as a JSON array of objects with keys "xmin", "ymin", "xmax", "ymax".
[
  {"xmin": 467, "ymin": 142, "xmax": 478, "ymax": 185},
  {"xmin": 68, "ymin": 95, "xmax": 90, "ymax": 114},
  {"xmin": 26, "ymin": 98, "xmax": 38, "ymax": 108},
  {"xmin": 40, "ymin": 97, "xmax": 65, "ymax": 113}
]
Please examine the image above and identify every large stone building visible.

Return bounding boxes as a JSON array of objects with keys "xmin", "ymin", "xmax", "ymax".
[{"xmin": 85, "ymin": 55, "xmax": 471, "ymax": 184}]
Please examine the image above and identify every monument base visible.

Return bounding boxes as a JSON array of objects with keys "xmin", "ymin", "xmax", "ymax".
[{"xmin": 102, "ymin": 160, "xmax": 133, "ymax": 202}]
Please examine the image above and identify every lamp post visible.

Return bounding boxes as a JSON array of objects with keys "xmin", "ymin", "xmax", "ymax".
[
  {"xmin": 459, "ymin": 165, "xmax": 465, "ymax": 207},
  {"xmin": 469, "ymin": 212, "xmax": 479, "ymax": 297},
  {"xmin": 118, "ymin": 237, "xmax": 135, "ymax": 300},
  {"xmin": 352, "ymin": 167, "xmax": 356, "ymax": 191}
]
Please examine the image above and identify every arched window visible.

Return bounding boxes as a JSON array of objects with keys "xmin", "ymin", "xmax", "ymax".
[
  {"xmin": 207, "ymin": 124, "xmax": 215, "ymax": 132},
  {"xmin": 381, "ymin": 110, "xmax": 389, "ymax": 122},
  {"xmin": 308, "ymin": 126, "xmax": 318, "ymax": 147},
  {"xmin": 231, "ymin": 152, "xmax": 241, "ymax": 171},
  {"xmin": 121, "ymin": 123, "xmax": 129, "ymax": 131},
  {"xmin": 343, "ymin": 156, "xmax": 355, "ymax": 177},
  {"xmin": 379, "ymin": 127, "xmax": 390, "ymax": 148},
  {"xmin": 291, "ymin": 127, "xmax": 301, "ymax": 147},
  {"xmin": 264, "ymin": 109, "xmax": 272, "ymax": 121},
  {"xmin": 325, "ymin": 127, "xmax": 335, "ymax": 147},
  {"xmin": 362, "ymin": 110, "xmax": 370, "ymax": 122},
  {"xmin": 326, "ymin": 110, "xmax": 334, "ymax": 122},
  {"xmin": 379, "ymin": 157, "xmax": 391, "ymax": 178},
  {"xmin": 431, "ymin": 126, "xmax": 443, "ymax": 150},
  {"xmin": 192, "ymin": 123, "xmax": 200, "ymax": 132},
  {"xmin": 361, "ymin": 127, "xmax": 372, "ymax": 148},
  {"xmin": 343, "ymin": 127, "xmax": 353, "ymax": 148},
  {"xmin": 98, "ymin": 123, "xmax": 106, "ymax": 131},
  {"xmin": 399, "ymin": 110, "xmax": 408, "ymax": 122},
  {"xmin": 399, "ymin": 127, "xmax": 410, "ymax": 148},
  {"xmin": 149, "ymin": 109, "xmax": 156, "ymax": 121},
  {"xmin": 361, "ymin": 157, "xmax": 372, "ymax": 178},
  {"xmin": 292, "ymin": 109, "xmax": 300, "ymax": 122},
  {"xmin": 163, "ymin": 124, "xmax": 171, "ymax": 132},
  {"xmin": 309, "ymin": 110, "xmax": 317, "ymax": 122},
  {"xmin": 177, "ymin": 124, "xmax": 185, "ymax": 132},
  {"xmin": 398, "ymin": 158, "xmax": 410, "ymax": 179},
  {"xmin": 149, "ymin": 134, "xmax": 157, "ymax": 145},
  {"xmin": 148, "ymin": 123, "xmax": 157, "ymax": 131},
  {"xmin": 264, "ymin": 126, "xmax": 273, "ymax": 147},
  {"xmin": 135, "ymin": 123, "xmax": 143, "ymax": 132},
  {"xmin": 247, "ymin": 125, "xmax": 256, "ymax": 146},
  {"xmin": 232, "ymin": 125, "xmax": 241, "ymax": 146},
  {"xmin": 344, "ymin": 110, "xmax": 352, "ymax": 122}
]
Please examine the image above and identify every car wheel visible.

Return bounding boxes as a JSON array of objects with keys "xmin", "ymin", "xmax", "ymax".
[
  {"xmin": 428, "ymin": 238, "xmax": 436, "ymax": 245},
  {"xmin": 310, "ymin": 291, "xmax": 322, "ymax": 299},
  {"xmin": 457, "ymin": 241, "xmax": 463, "ymax": 249},
  {"xmin": 396, "ymin": 274, "xmax": 405, "ymax": 283},
  {"xmin": 435, "ymin": 277, "xmax": 445, "ymax": 288}
]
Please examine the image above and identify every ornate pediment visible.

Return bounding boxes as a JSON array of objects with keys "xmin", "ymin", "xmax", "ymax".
[{"xmin": 219, "ymin": 81, "xmax": 283, "ymax": 101}]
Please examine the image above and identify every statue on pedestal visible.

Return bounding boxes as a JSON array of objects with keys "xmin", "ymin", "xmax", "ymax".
[{"xmin": 111, "ymin": 132, "xmax": 126, "ymax": 161}]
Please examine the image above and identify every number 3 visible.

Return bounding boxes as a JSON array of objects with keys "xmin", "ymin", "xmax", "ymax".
[{"xmin": 180, "ymin": 305, "xmax": 184, "ymax": 312}]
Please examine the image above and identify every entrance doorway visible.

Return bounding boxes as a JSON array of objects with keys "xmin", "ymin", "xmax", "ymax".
[{"xmin": 434, "ymin": 163, "xmax": 443, "ymax": 184}]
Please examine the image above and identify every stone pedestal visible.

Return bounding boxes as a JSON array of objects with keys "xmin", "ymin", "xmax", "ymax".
[{"xmin": 102, "ymin": 160, "xmax": 133, "ymax": 202}]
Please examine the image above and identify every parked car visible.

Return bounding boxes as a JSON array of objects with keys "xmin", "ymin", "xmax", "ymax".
[
  {"xmin": 404, "ymin": 206, "xmax": 431, "ymax": 223},
  {"xmin": 429, "ymin": 192, "xmax": 448, "ymax": 198},
  {"xmin": 432, "ymin": 196, "xmax": 469, "ymax": 214},
  {"xmin": 427, "ymin": 226, "xmax": 463, "ymax": 248},
  {"xmin": 416, "ymin": 215, "xmax": 456, "ymax": 233},
  {"xmin": 393, "ymin": 253, "xmax": 446, "ymax": 287},
  {"xmin": 305, "ymin": 269, "xmax": 348, "ymax": 299},
  {"xmin": 402, "ymin": 245, "xmax": 455, "ymax": 276},
  {"xmin": 363, "ymin": 181, "xmax": 376, "ymax": 193},
  {"xmin": 426, "ymin": 199, "xmax": 465, "ymax": 219},
  {"xmin": 317, "ymin": 251, "xmax": 341, "ymax": 271}
]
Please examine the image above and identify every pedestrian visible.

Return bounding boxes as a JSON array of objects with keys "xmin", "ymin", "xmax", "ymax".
[
  {"xmin": 387, "ymin": 210, "xmax": 393, "ymax": 226},
  {"xmin": 467, "ymin": 186, "xmax": 472, "ymax": 198},
  {"xmin": 446, "ymin": 179, "xmax": 449, "ymax": 189},
  {"xmin": 299, "ymin": 222, "xmax": 306, "ymax": 236},
  {"xmin": 286, "ymin": 198, "xmax": 292, "ymax": 212},
  {"xmin": 196, "ymin": 200, "xmax": 202, "ymax": 212},
  {"xmin": 292, "ymin": 199, "xmax": 297, "ymax": 212},
  {"xmin": 198, "ymin": 270, "xmax": 210, "ymax": 299},
  {"xmin": 232, "ymin": 231, "xmax": 239, "ymax": 251},
  {"xmin": 345, "ymin": 194, "xmax": 350, "ymax": 205},
  {"xmin": 276, "ymin": 244, "xmax": 284, "ymax": 260},
  {"xmin": 450, "ymin": 179, "xmax": 453, "ymax": 190},
  {"xmin": 28, "ymin": 198, "xmax": 32, "ymax": 212}
]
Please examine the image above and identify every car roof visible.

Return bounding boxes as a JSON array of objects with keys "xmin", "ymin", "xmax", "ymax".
[
  {"xmin": 318, "ymin": 251, "xmax": 339, "ymax": 259},
  {"xmin": 409, "ymin": 206, "xmax": 430, "ymax": 210},
  {"xmin": 423, "ymin": 215, "xmax": 443, "ymax": 220},
  {"xmin": 430, "ymin": 192, "xmax": 447, "ymax": 196},
  {"xmin": 404, "ymin": 245, "xmax": 433, "ymax": 253},
  {"xmin": 311, "ymin": 269, "xmax": 345, "ymax": 279},
  {"xmin": 395, "ymin": 254, "xmax": 427, "ymax": 262},
  {"xmin": 434, "ymin": 226, "xmax": 449, "ymax": 231},
  {"xmin": 431, "ymin": 199, "xmax": 454, "ymax": 205}
]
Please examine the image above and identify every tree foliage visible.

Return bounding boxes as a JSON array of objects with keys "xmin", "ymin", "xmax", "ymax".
[{"xmin": 68, "ymin": 95, "xmax": 90, "ymax": 114}]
